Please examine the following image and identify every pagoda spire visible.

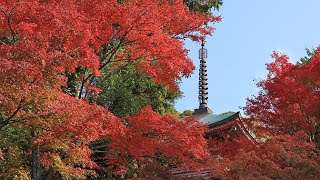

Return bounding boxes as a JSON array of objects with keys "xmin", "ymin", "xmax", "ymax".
[
  {"xmin": 199, "ymin": 40, "xmax": 208, "ymax": 108},
  {"xmin": 194, "ymin": 40, "xmax": 212, "ymax": 114}
]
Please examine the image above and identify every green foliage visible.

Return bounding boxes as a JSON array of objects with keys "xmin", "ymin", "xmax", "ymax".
[
  {"xmin": 179, "ymin": 110, "xmax": 194, "ymax": 119},
  {"xmin": 297, "ymin": 47, "xmax": 318, "ymax": 65},
  {"xmin": 0, "ymin": 124, "xmax": 31, "ymax": 179},
  {"xmin": 96, "ymin": 64, "xmax": 181, "ymax": 118},
  {"xmin": 184, "ymin": 0, "xmax": 223, "ymax": 13},
  {"xmin": 64, "ymin": 70, "xmax": 80, "ymax": 97}
]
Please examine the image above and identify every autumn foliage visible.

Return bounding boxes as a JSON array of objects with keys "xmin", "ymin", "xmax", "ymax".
[
  {"xmin": 0, "ymin": 0, "xmax": 221, "ymax": 179},
  {"xmin": 214, "ymin": 132, "xmax": 320, "ymax": 179},
  {"xmin": 244, "ymin": 50, "xmax": 320, "ymax": 142},
  {"xmin": 213, "ymin": 49, "xmax": 320, "ymax": 179},
  {"xmin": 1, "ymin": 0, "xmax": 320, "ymax": 179}
]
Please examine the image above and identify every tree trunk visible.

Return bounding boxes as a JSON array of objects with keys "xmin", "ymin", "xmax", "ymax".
[
  {"xmin": 31, "ymin": 146, "xmax": 42, "ymax": 180},
  {"xmin": 31, "ymin": 130, "xmax": 42, "ymax": 180}
]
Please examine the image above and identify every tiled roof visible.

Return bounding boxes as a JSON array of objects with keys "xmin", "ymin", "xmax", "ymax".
[{"xmin": 191, "ymin": 112, "xmax": 239, "ymax": 126}]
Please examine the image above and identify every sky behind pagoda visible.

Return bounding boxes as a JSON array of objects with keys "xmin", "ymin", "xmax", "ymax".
[{"xmin": 175, "ymin": 0, "xmax": 320, "ymax": 114}]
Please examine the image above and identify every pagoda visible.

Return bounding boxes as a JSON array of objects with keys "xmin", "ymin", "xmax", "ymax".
[
  {"xmin": 192, "ymin": 40, "xmax": 256, "ymax": 150},
  {"xmin": 172, "ymin": 41, "xmax": 256, "ymax": 179}
]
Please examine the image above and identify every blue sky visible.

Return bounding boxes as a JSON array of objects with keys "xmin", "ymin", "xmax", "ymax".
[{"xmin": 175, "ymin": 0, "xmax": 320, "ymax": 114}]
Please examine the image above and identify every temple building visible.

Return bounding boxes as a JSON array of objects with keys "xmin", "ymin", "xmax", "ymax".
[
  {"xmin": 172, "ymin": 41, "xmax": 256, "ymax": 179},
  {"xmin": 193, "ymin": 41, "xmax": 256, "ymax": 148}
]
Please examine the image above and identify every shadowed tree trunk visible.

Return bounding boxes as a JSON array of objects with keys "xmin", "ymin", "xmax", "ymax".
[{"xmin": 31, "ymin": 130, "xmax": 42, "ymax": 180}]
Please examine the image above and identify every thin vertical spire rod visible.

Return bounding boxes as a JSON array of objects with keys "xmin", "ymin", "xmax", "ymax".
[{"xmin": 198, "ymin": 40, "xmax": 208, "ymax": 108}]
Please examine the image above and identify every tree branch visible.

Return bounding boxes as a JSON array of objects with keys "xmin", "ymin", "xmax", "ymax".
[
  {"xmin": 0, "ymin": 4, "xmax": 19, "ymax": 43},
  {"xmin": 0, "ymin": 104, "xmax": 22, "ymax": 129}
]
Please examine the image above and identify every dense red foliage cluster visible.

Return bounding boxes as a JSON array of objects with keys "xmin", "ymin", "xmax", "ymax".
[
  {"xmin": 1, "ymin": 0, "xmax": 319, "ymax": 179},
  {"xmin": 0, "ymin": 0, "xmax": 219, "ymax": 178},
  {"xmin": 208, "ymin": 136, "xmax": 255, "ymax": 158},
  {"xmin": 34, "ymin": 102, "xmax": 209, "ymax": 178},
  {"xmin": 244, "ymin": 50, "xmax": 320, "ymax": 140},
  {"xmin": 195, "ymin": 49, "xmax": 320, "ymax": 179},
  {"xmin": 109, "ymin": 107, "xmax": 210, "ymax": 176},
  {"xmin": 214, "ymin": 132, "xmax": 320, "ymax": 179},
  {"xmin": 213, "ymin": 50, "xmax": 320, "ymax": 179}
]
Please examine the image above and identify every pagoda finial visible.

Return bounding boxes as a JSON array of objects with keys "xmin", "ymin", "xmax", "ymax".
[
  {"xmin": 198, "ymin": 39, "xmax": 208, "ymax": 109},
  {"xmin": 193, "ymin": 39, "xmax": 212, "ymax": 115}
]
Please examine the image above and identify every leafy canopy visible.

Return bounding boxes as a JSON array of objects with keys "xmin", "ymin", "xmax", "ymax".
[{"xmin": 0, "ymin": 0, "xmax": 220, "ymax": 178}]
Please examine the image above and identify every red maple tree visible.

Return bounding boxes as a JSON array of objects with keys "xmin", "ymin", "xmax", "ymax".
[
  {"xmin": 212, "ymin": 49, "xmax": 320, "ymax": 179},
  {"xmin": 244, "ymin": 50, "xmax": 320, "ymax": 142},
  {"xmin": 0, "ymin": 0, "xmax": 219, "ymax": 178},
  {"xmin": 214, "ymin": 132, "xmax": 320, "ymax": 179}
]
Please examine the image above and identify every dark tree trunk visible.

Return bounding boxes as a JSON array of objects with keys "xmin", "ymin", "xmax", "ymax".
[
  {"xmin": 31, "ymin": 146, "xmax": 42, "ymax": 180},
  {"xmin": 31, "ymin": 130, "xmax": 42, "ymax": 180}
]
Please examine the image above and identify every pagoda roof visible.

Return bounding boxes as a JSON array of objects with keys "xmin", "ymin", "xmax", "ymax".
[
  {"xmin": 191, "ymin": 111, "xmax": 258, "ymax": 144},
  {"xmin": 191, "ymin": 111, "xmax": 240, "ymax": 127}
]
